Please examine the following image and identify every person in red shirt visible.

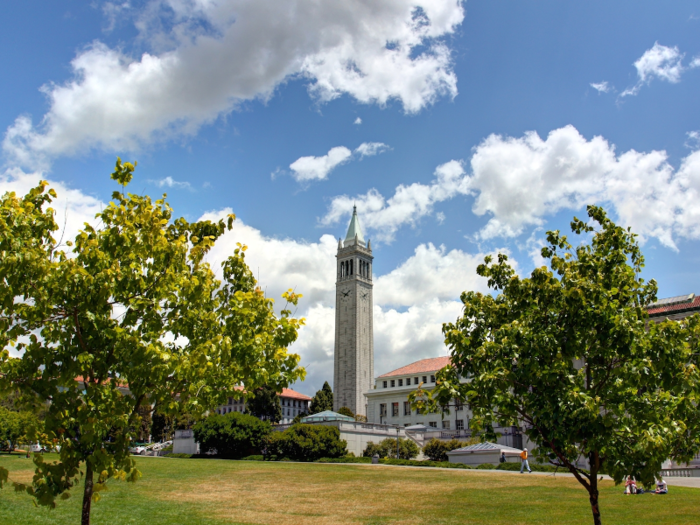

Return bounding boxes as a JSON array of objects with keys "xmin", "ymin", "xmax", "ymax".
[{"xmin": 520, "ymin": 448, "xmax": 532, "ymax": 473}]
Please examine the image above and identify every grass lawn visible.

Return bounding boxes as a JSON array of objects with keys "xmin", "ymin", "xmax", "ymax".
[{"xmin": 1, "ymin": 454, "xmax": 699, "ymax": 525}]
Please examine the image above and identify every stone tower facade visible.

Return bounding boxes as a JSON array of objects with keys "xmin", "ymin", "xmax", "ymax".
[{"xmin": 333, "ymin": 207, "xmax": 374, "ymax": 416}]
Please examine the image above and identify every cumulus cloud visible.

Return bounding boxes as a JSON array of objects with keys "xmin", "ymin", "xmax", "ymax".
[
  {"xmin": 465, "ymin": 125, "xmax": 700, "ymax": 249},
  {"xmin": 374, "ymin": 243, "xmax": 493, "ymax": 306},
  {"xmin": 288, "ymin": 142, "xmax": 390, "ymax": 182},
  {"xmin": 621, "ymin": 43, "xmax": 689, "ymax": 97},
  {"xmin": 590, "ymin": 81, "xmax": 611, "ymax": 93},
  {"xmin": 289, "ymin": 147, "xmax": 353, "ymax": 182},
  {"xmin": 4, "ymin": 0, "xmax": 465, "ymax": 168},
  {"xmin": 148, "ymin": 176, "xmax": 192, "ymax": 189},
  {"xmin": 321, "ymin": 160, "xmax": 468, "ymax": 242},
  {"xmin": 355, "ymin": 142, "xmax": 390, "ymax": 158},
  {"xmin": 354, "ymin": 117, "xmax": 362, "ymax": 125}
]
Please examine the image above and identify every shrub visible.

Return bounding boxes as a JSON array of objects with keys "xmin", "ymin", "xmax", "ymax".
[
  {"xmin": 476, "ymin": 463, "xmax": 495, "ymax": 469},
  {"xmin": 271, "ymin": 424, "xmax": 347, "ymax": 461},
  {"xmin": 317, "ymin": 456, "xmax": 372, "ymax": 464},
  {"xmin": 422, "ymin": 438, "xmax": 477, "ymax": 462},
  {"xmin": 193, "ymin": 411, "xmax": 272, "ymax": 458},
  {"xmin": 362, "ymin": 438, "xmax": 420, "ymax": 460},
  {"xmin": 337, "ymin": 406, "xmax": 354, "ymax": 418},
  {"xmin": 379, "ymin": 458, "xmax": 472, "ymax": 469}
]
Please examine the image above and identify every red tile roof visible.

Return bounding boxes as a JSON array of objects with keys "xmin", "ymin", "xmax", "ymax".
[
  {"xmin": 647, "ymin": 294, "xmax": 700, "ymax": 316},
  {"xmin": 280, "ymin": 388, "xmax": 312, "ymax": 401},
  {"xmin": 378, "ymin": 357, "xmax": 451, "ymax": 378},
  {"xmin": 230, "ymin": 385, "xmax": 311, "ymax": 401}
]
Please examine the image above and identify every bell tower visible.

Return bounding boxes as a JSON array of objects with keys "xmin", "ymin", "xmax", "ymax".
[{"xmin": 333, "ymin": 206, "xmax": 374, "ymax": 416}]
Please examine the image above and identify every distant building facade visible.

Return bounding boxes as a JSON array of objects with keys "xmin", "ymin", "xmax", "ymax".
[{"xmin": 215, "ymin": 387, "xmax": 311, "ymax": 425}]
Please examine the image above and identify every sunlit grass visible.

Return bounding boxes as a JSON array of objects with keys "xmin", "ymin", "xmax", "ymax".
[{"xmin": 1, "ymin": 453, "xmax": 698, "ymax": 524}]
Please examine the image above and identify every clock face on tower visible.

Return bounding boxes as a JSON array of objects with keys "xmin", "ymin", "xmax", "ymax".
[{"xmin": 341, "ymin": 289, "xmax": 352, "ymax": 299}]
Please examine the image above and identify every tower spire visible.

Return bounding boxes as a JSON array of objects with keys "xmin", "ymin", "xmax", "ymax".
[{"xmin": 344, "ymin": 205, "xmax": 365, "ymax": 245}]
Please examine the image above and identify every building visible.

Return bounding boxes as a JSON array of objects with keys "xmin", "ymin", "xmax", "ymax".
[
  {"xmin": 214, "ymin": 386, "xmax": 311, "ymax": 425},
  {"xmin": 647, "ymin": 293, "xmax": 700, "ymax": 322},
  {"xmin": 333, "ymin": 206, "xmax": 374, "ymax": 416}
]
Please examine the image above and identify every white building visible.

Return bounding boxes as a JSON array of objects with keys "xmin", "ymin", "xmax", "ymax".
[{"xmin": 214, "ymin": 386, "xmax": 311, "ymax": 424}]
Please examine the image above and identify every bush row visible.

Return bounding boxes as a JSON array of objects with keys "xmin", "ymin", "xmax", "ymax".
[{"xmin": 362, "ymin": 438, "xmax": 420, "ymax": 460}]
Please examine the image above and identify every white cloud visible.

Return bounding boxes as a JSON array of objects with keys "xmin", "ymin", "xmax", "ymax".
[
  {"xmin": 465, "ymin": 125, "xmax": 700, "ymax": 249},
  {"xmin": 321, "ymin": 160, "xmax": 468, "ymax": 242},
  {"xmin": 289, "ymin": 146, "xmax": 353, "ymax": 182},
  {"xmin": 686, "ymin": 131, "xmax": 700, "ymax": 149},
  {"xmin": 4, "ymin": 0, "xmax": 465, "ymax": 168},
  {"xmin": 355, "ymin": 142, "xmax": 390, "ymax": 158},
  {"xmin": 149, "ymin": 176, "xmax": 192, "ymax": 189},
  {"xmin": 590, "ymin": 81, "xmax": 611, "ymax": 93},
  {"xmin": 354, "ymin": 117, "xmax": 362, "ymax": 125},
  {"xmin": 102, "ymin": 2, "xmax": 131, "ymax": 33},
  {"xmin": 691, "ymin": 56, "xmax": 700, "ymax": 68},
  {"xmin": 374, "ymin": 243, "xmax": 493, "ymax": 307},
  {"xmin": 621, "ymin": 43, "xmax": 687, "ymax": 97},
  {"xmin": 288, "ymin": 142, "xmax": 390, "ymax": 182}
]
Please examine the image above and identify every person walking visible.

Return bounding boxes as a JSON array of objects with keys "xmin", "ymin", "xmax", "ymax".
[{"xmin": 520, "ymin": 448, "xmax": 532, "ymax": 473}]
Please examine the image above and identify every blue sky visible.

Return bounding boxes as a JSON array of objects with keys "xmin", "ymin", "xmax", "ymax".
[{"xmin": 2, "ymin": 1, "xmax": 700, "ymax": 395}]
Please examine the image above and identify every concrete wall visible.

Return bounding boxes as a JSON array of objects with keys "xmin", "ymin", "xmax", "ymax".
[{"xmin": 173, "ymin": 430, "xmax": 199, "ymax": 455}]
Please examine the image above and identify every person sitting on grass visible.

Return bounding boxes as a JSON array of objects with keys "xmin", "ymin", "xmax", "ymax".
[
  {"xmin": 623, "ymin": 476, "xmax": 637, "ymax": 495},
  {"xmin": 655, "ymin": 478, "xmax": 668, "ymax": 495},
  {"xmin": 519, "ymin": 448, "xmax": 531, "ymax": 473}
]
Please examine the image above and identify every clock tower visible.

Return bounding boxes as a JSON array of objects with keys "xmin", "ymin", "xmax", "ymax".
[{"xmin": 333, "ymin": 206, "xmax": 374, "ymax": 416}]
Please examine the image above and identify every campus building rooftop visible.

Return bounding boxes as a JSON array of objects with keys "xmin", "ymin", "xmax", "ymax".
[{"xmin": 377, "ymin": 357, "xmax": 450, "ymax": 379}]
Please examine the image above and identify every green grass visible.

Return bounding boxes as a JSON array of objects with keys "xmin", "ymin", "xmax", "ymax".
[{"xmin": 1, "ymin": 453, "xmax": 698, "ymax": 524}]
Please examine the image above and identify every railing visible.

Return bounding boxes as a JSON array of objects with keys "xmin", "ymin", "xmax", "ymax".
[{"xmin": 660, "ymin": 467, "xmax": 700, "ymax": 478}]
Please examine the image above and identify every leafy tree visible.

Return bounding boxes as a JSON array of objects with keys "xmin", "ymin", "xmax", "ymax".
[
  {"xmin": 149, "ymin": 410, "xmax": 172, "ymax": 443},
  {"xmin": 362, "ymin": 438, "xmax": 419, "ymax": 460},
  {"xmin": 0, "ymin": 159, "xmax": 305, "ymax": 525},
  {"xmin": 422, "ymin": 438, "xmax": 476, "ymax": 462},
  {"xmin": 291, "ymin": 412, "xmax": 307, "ymax": 425},
  {"xmin": 309, "ymin": 381, "xmax": 333, "ymax": 414},
  {"xmin": 269, "ymin": 424, "xmax": 347, "ymax": 461},
  {"xmin": 193, "ymin": 411, "xmax": 272, "ymax": 458},
  {"xmin": 337, "ymin": 406, "xmax": 354, "ymax": 418},
  {"xmin": 0, "ymin": 406, "xmax": 40, "ymax": 451},
  {"xmin": 412, "ymin": 206, "xmax": 700, "ymax": 525},
  {"xmin": 245, "ymin": 385, "xmax": 282, "ymax": 423}
]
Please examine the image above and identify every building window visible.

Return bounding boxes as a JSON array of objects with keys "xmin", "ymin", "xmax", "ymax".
[
  {"xmin": 415, "ymin": 377, "xmax": 419, "ymax": 385},
  {"xmin": 380, "ymin": 404, "xmax": 387, "ymax": 417},
  {"xmin": 455, "ymin": 400, "xmax": 464, "ymax": 411},
  {"xmin": 442, "ymin": 421, "xmax": 450, "ymax": 430},
  {"xmin": 422, "ymin": 376, "xmax": 427, "ymax": 383},
  {"xmin": 456, "ymin": 420, "xmax": 464, "ymax": 430},
  {"xmin": 405, "ymin": 377, "xmax": 411, "ymax": 386},
  {"xmin": 391, "ymin": 380, "xmax": 395, "ymax": 387},
  {"xmin": 403, "ymin": 401, "xmax": 411, "ymax": 416},
  {"xmin": 228, "ymin": 397, "xmax": 232, "ymax": 405},
  {"xmin": 428, "ymin": 422, "xmax": 437, "ymax": 428},
  {"xmin": 430, "ymin": 375, "xmax": 436, "ymax": 383},
  {"xmin": 392, "ymin": 403, "xmax": 399, "ymax": 417},
  {"xmin": 383, "ymin": 381, "xmax": 387, "ymax": 388},
  {"xmin": 398, "ymin": 379, "xmax": 403, "ymax": 387}
]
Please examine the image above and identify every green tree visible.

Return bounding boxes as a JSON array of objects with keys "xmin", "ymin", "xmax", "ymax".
[
  {"xmin": 193, "ymin": 411, "xmax": 272, "ymax": 458},
  {"xmin": 309, "ymin": 381, "xmax": 333, "ymax": 414},
  {"xmin": 422, "ymin": 438, "xmax": 476, "ymax": 462},
  {"xmin": 0, "ymin": 159, "xmax": 305, "ymax": 525},
  {"xmin": 0, "ymin": 406, "xmax": 39, "ymax": 451},
  {"xmin": 412, "ymin": 206, "xmax": 700, "ymax": 525},
  {"xmin": 149, "ymin": 410, "xmax": 172, "ymax": 443},
  {"xmin": 337, "ymin": 406, "xmax": 354, "ymax": 418},
  {"xmin": 245, "ymin": 385, "xmax": 283, "ymax": 423},
  {"xmin": 270, "ymin": 424, "xmax": 347, "ymax": 461},
  {"xmin": 362, "ymin": 438, "xmax": 419, "ymax": 460}
]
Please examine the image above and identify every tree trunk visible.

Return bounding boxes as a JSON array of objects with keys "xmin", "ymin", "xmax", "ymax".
[
  {"xmin": 588, "ymin": 474, "xmax": 602, "ymax": 525},
  {"xmin": 81, "ymin": 466, "xmax": 94, "ymax": 525}
]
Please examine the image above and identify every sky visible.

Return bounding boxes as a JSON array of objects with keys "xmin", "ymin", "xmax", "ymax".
[{"xmin": 2, "ymin": 1, "xmax": 700, "ymax": 396}]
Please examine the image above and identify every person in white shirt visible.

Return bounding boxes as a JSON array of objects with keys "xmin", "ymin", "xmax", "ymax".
[{"xmin": 655, "ymin": 478, "xmax": 668, "ymax": 494}]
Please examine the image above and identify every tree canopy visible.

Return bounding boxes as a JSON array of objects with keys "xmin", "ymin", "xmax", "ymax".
[
  {"xmin": 0, "ymin": 159, "xmax": 305, "ymax": 525},
  {"xmin": 309, "ymin": 381, "xmax": 333, "ymax": 414},
  {"xmin": 412, "ymin": 206, "xmax": 700, "ymax": 525},
  {"xmin": 245, "ymin": 385, "xmax": 283, "ymax": 423}
]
